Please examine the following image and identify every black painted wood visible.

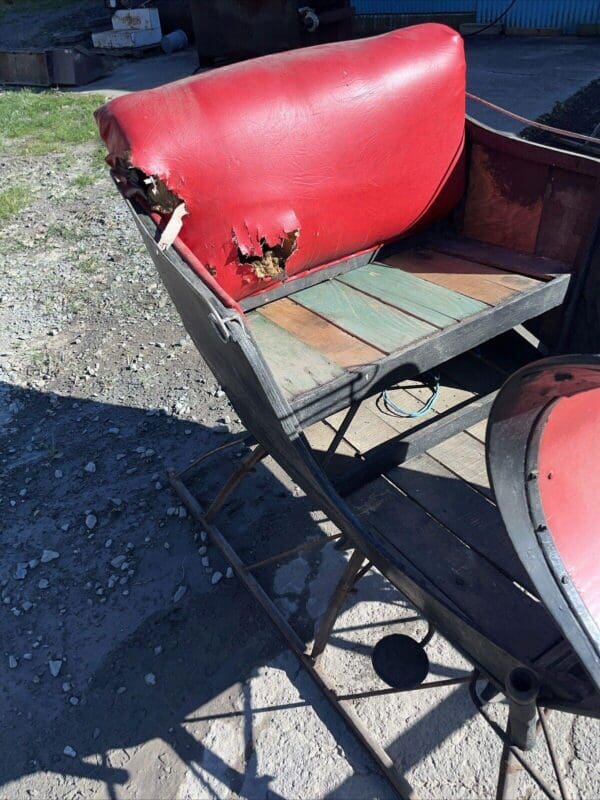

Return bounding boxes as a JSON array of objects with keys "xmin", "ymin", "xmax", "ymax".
[
  {"xmin": 386, "ymin": 452, "xmax": 535, "ymax": 593},
  {"xmin": 350, "ymin": 478, "xmax": 560, "ymax": 663}
]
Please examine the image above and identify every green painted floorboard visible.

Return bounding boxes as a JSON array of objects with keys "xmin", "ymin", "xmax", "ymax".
[
  {"xmin": 293, "ymin": 280, "xmax": 436, "ymax": 353},
  {"xmin": 340, "ymin": 263, "xmax": 488, "ymax": 327}
]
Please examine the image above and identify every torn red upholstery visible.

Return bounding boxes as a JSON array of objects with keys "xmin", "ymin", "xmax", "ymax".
[{"xmin": 95, "ymin": 24, "xmax": 466, "ymax": 304}]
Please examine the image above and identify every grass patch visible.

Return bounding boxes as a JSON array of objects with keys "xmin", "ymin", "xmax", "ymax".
[
  {"xmin": 0, "ymin": 89, "xmax": 105, "ymax": 156},
  {"xmin": 78, "ymin": 256, "xmax": 100, "ymax": 274},
  {"xmin": 72, "ymin": 174, "xmax": 96, "ymax": 188},
  {"xmin": 0, "ymin": 184, "xmax": 29, "ymax": 221}
]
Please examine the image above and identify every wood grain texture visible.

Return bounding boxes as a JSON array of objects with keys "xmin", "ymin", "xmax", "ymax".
[
  {"xmin": 257, "ymin": 297, "xmax": 383, "ymax": 368},
  {"xmin": 339, "ymin": 262, "xmax": 486, "ymax": 326},
  {"xmin": 428, "ymin": 430, "xmax": 491, "ymax": 497},
  {"xmin": 424, "ymin": 234, "xmax": 570, "ymax": 279},
  {"xmin": 462, "ymin": 143, "xmax": 548, "ymax": 254},
  {"xmin": 387, "ymin": 452, "xmax": 534, "ymax": 592},
  {"xmin": 383, "ymin": 249, "xmax": 538, "ymax": 305},
  {"xmin": 536, "ymin": 169, "xmax": 599, "ymax": 266},
  {"xmin": 350, "ymin": 477, "xmax": 558, "ymax": 661},
  {"xmin": 248, "ymin": 314, "xmax": 344, "ymax": 398},
  {"xmin": 292, "ymin": 279, "xmax": 436, "ymax": 353}
]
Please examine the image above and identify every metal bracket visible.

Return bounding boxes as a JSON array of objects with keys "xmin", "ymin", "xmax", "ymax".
[{"xmin": 209, "ymin": 307, "xmax": 243, "ymax": 344}]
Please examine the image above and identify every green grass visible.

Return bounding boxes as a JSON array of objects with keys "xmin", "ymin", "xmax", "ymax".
[
  {"xmin": 78, "ymin": 256, "xmax": 100, "ymax": 274},
  {"xmin": 72, "ymin": 174, "xmax": 96, "ymax": 188},
  {"xmin": 0, "ymin": 184, "xmax": 29, "ymax": 221},
  {"xmin": 0, "ymin": 89, "xmax": 105, "ymax": 156}
]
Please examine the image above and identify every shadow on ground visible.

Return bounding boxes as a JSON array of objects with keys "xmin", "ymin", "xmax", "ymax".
[{"xmin": 0, "ymin": 380, "xmax": 480, "ymax": 799}]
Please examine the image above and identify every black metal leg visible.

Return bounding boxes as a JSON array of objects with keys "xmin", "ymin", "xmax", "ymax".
[
  {"xmin": 497, "ymin": 721, "xmax": 522, "ymax": 800},
  {"xmin": 204, "ymin": 444, "xmax": 267, "ymax": 523},
  {"xmin": 505, "ymin": 667, "xmax": 540, "ymax": 751},
  {"xmin": 168, "ymin": 470, "xmax": 414, "ymax": 800},
  {"xmin": 311, "ymin": 549, "xmax": 366, "ymax": 660}
]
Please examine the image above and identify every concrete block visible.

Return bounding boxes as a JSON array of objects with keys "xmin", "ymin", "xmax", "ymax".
[
  {"xmin": 111, "ymin": 8, "xmax": 161, "ymax": 31},
  {"xmin": 50, "ymin": 48, "xmax": 107, "ymax": 86},
  {"xmin": 92, "ymin": 28, "xmax": 162, "ymax": 49}
]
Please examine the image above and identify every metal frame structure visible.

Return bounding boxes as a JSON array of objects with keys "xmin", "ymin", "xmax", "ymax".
[{"xmin": 167, "ymin": 436, "xmax": 576, "ymax": 800}]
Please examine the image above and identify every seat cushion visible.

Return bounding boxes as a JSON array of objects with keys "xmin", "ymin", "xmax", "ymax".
[{"xmin": 96, "ymin": 23, "xmax": 466, "ymax": 303}]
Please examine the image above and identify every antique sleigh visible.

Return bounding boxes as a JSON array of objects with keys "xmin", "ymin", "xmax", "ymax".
[{"xmin": 96, "ymin": 24, "xmax": 600, "ymax": 799}]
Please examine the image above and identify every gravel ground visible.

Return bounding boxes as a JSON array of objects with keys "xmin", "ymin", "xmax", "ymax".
[
  {"xmin": 0, "ymin": 0, "xmax": 109, "ymax": 50},
  {"xmin": 1, "ymin": 8, "xmax": 600, "ymax": 798}
]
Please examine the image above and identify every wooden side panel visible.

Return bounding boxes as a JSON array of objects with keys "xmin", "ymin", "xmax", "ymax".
[
  {"xmin": 339, "ymin": 262, "xmax": 487, "ymax": 326},
  {"xmin": 248, "ymin": 314, "xmax": 344, "ymax": 398},
  {"xmin": 536, "ymin": 169, "xmax": 599, "ymax": 266},
  {"xmin": 292, "ymin": 279, "xmax": 436, "ymax": 353},
  {"xmin": 384, "ymin": 249, "xmax": 532, "ymax": 304},
  {"xmin": 462, "ymin": 143, "xmax": 549, "ymax": 254},
  {"xmin": 257, "ymin": 298, "xmax": 383, "ymax": 368}
]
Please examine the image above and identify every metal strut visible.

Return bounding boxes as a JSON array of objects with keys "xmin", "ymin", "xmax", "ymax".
[
  {"xmin": 470, "ymin": 672, "xmax": 569, "ymax": 800},
  {"xmin": 168, "ymin": 466, "xmax": 415, "ymax": 800}
]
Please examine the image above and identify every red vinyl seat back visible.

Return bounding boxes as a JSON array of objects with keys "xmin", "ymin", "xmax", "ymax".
[{"xmin": 96, "ymin": 24, "xmax": 466, "ymax": 304}]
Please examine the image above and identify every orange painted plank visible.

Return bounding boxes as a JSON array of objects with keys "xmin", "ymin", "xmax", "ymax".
[
  {"xmin": 258, "ymin": 297, "xmax": 384, "ymax": 368},
  {"xmin": 383, "ymin": 248, "xmax": 539, "ymax": 305}
]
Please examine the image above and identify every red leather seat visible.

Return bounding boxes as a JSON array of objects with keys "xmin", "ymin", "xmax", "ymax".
[{"xmin": 96, "ymin": 24, "xmax": 466, "ymax": 303}]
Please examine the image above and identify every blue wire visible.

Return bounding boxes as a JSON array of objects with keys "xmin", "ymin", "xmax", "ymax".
[{"xmin": 382, "ymin": 374, "xmax": 440, "ymax": 418}]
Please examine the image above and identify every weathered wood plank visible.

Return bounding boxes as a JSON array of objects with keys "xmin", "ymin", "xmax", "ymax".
[
  {"xmin": 248, "ymin": 314, "xmax": 344, "ymax": 399},
  {"xmin": 383, "ymin": 249, "xmax": 539, "ymax": 305},
  {"xmin": 339, "ymin": 262, "xmax": 486, "ymax": 327},
  {"xmin": 386, "ymin": 453, "xmax": 534, "ymax": 592},
  {"xmin": 462, "ymin": 143, "xmax": 549, "ymax": 254},
  {"xmin": 292, "ymin": 279, "xmax": 436, "ymax": 353},
  {"xmin": 327, "ymin": 398, "xmax": 399, "ymax": 450},
  {"xmin": 303, "ymin": 420, "xmax": 359, "ymax": 482},
  {"xmin": 424, "ymin": 234, "xmax": 570, "ymax": 279},
  {"xmin": 292, "ymin": 274, "xmax": 570, "ymax": 428},
  {"xmin": 535, "ymin": 168, "xmax": 599, "ymax": 266},
  {"xmin": 350, "ymin": 478, "xmax": 559, "ymax": 661},
  {"xmin": 335, "ymin": 392, "xmax": 497, "ymax": 496},
  {"xmin": 257, "ymin": 297, "xmax": 383, "ymax": 368},
  {"xmin": 428, "ymin": 430, "xmax": 491, "ymax": 498}
]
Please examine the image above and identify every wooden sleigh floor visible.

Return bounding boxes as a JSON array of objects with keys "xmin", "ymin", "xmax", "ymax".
[
  {"xmin": 247, "ymin": 234, "xmax": 571, "ymax": 427},
  {"xmin": 300, "ymin": 344, "xmax": 584, "ymax": 706}
]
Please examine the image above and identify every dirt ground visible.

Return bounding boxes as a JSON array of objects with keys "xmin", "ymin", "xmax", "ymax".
[
  {"xmin": 2, "ymin": 5, "xmax": 600, "ymax": 799},
  {"xmin": 0, "ymin": 0, "xmax": 110, "ymax": 50}
]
